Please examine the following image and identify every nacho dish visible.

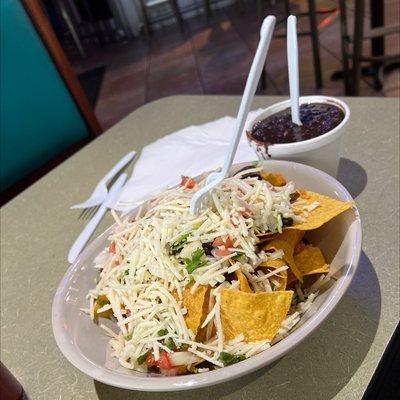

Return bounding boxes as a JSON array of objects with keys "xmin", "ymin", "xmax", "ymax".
[{"xmin": 85, "ymin": 164, "xmax": 353, "ymax": 375}]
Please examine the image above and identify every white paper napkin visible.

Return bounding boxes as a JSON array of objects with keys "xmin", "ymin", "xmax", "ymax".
[{"xmin": 113, "ymin": 111, "xmax": 263, "ymax": 211}]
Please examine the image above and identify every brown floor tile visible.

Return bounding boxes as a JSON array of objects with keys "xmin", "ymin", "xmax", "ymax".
[
  {"xmin": 384, "ymin": 86, "xmax": 400, "ymax": 97},
  {"xmin": 149, "ymin": 46, "xmax": 196, "ymax": 75},
  {"xmin": 95, "ymin": 87, "xmax": 146, "ymax": 130},
  {"xmin": 383, "ymin": 67, "xmax": 400, "ymax": 95},
  {"xmin": 197, "ymin": 43, "xmax": 252, "ymax": 83},
  {"xmin": 147, "ymin": 66, "xmax": 203, "ymax": 102}
]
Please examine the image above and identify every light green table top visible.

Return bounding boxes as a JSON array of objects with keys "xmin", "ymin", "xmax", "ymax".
[{"xmin": 1, "ymin": 96, "xmax": 399, "ymax": 400}]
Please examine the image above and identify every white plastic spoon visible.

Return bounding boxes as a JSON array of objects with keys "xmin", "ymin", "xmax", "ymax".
[
  {"xmin": 189, "ymin": 16, "xmax": 276, "ymax": 214},
  {"xmin": 287, "ymin": 15, "xmax": 302, "ymax": 125}
]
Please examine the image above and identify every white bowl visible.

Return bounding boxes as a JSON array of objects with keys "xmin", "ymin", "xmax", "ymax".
[
  {"xmin": 52, "ymin": 160, "xmax": 362, "ymax": 392},
  {"xmin": 246, "ymin": 96, "xmax": 350, "ymax": 177}
]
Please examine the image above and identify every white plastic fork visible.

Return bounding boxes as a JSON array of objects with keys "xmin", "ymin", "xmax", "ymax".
[
  {"xmin": 287, "ymin": 15, "xmax": 302, "ymax": 126},
  {"xmin": 189, "ymin": 16, "xmax": 276, "ymax": 214},
  {"xmin": 70, "ymin": 151, "xmax": 135, "ymax": 209}
]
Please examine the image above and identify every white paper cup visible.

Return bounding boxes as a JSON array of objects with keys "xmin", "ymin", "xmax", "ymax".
[{"xmin": 246, "ymin": 96, "xmax": 350, "ymax": 176}]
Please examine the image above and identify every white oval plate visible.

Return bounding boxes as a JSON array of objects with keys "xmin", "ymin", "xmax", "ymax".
[{"xmin": 52, "ymin": 160, "xmax": 362, "ymax": 391}]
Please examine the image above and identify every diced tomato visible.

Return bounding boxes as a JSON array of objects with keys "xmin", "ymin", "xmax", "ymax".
[
  {"xmin": 146, "ymin": 351, "xmax": 173, "ymax": 370},
  {"xmin": 212, "ymin": 236, "xmax": 234, "ymax": 257},
  {"xmin": 214, "ymin": 248, "xmax": 232, "ymax": 257},
  {"xmin": 157, "ymin": 352, "xmax": 173, "ymax": 370},
  {"xmin": 180, "ymin": 176, "xmax": 196, "ymax": 189},
  {"xmin": 212, "ymin": 236, "xmax": 233, "ymax": 249},
  {"xmin": 242, "ymin": 210, "xmax": 252, "ymax": 218},
  {"xmin": 146, "ymin": 353, "xmax": 157, "ymax": 367},
  {"xmin": 109, "ymin": 241, "xmax": 116, "ymax": 254},
  {"xmin": 126, "ymin": 309, "xmax": 131, "ymax": 317}
]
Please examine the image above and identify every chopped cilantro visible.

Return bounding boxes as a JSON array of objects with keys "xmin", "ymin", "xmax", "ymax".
[
  {"xmin": 231, "ymin": 251, "xmax": 245, "ymax": 260},
  {"xmin": 137, "ymin": 351, "xmax": 149, "ymax": 365},
  {"xmin": 184, "ymin": 248, "xmax": 206, "ymax": 274},
  {"xmin": 165, "ymin": 337, "xmax": 176, "ymax": 350},
  {"xmin": 276, "ymin": 214, "xmax": 283, "ymax": 233},
  {"xmin": 157, "ymin": 329, "xmax": 168, "ymax": 336},
  {"xmin": 179, "ymin": 343, "xmax": 189, "ymax": 351},
  {"xmin": 170, "ymin": 233, "xmax": 190, "ymax": 254},
  {"xmin": 124, "ymin": 333, "xmax": 132, "ymax": 341},
  {"xmin": 124, "ymin": 269, "xmax": 129, "ymax": 276},
  {"xmin": 218, "ymin": 352, "xmax": 246, "ymax": 366}
]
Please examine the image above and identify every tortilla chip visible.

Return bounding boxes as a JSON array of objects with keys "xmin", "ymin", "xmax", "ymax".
[
  {"xmin": 234, "ymin": 269, "xmax": 253, "ymax": 293},
  {"xmin": 263, "ymin": 230, "xmax": 304, "ymax": 282},
  {"xmin": 183, "ymin": 284, "xmax": 210, "ymax": 337},
  {"xmin": 289, "ymin": 191, "xmax": 353, "ymax": 231},
  {"xmin": 259, "ymin": 258, "xmax": 288, "ymax": 290},
  {"xmin": 294, "ymin": 246, "xmax": 330, "ymax": 276},
  {"xmin": 260, "ymin": 171, "xmax": 287, "ymax": 186},
  {"xmin": 220, "ymin": 289, "xmax": 293, "ymax": 341},
  {"xmin": 94, "ymin": 295, "xmax": 113, "ymax": 318},
  {"xmin": 294, "ymin": 240, "xmax": 309, "ymax": 255}
]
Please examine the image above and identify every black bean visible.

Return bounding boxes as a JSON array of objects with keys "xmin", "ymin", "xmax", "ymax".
[
  {"xmin": 282, "ymin": 217, "xmax": 293, "ymax": 227},
  {"xmin": 290, "ymin": 191, "xmax": 300, "ymax": 203},
  {"xmin": 202, "ymin": 242, "xmax": 214, "ymax": 256}
]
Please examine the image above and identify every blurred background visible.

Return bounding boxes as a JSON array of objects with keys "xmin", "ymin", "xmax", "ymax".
[{"xmin": 1, "ymin": 0, "xmax": 399, "ymax": 201}]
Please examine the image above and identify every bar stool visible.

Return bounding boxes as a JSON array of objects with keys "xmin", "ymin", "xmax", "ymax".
[
  {"xmin": 338, "ymin": 0, "xmax": 400, "ymax": 95},
  {"xmin": 138, "ymin": 0, "xmax": 185, "ymax": 39},
  {"xmin": 258, "ymin": 0, "xmax": 325, "ymax": 89}
]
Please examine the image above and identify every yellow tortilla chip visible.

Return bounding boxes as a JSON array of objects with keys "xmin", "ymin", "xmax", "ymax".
[
  {"xmin": 289, "ymin": 190, "xmax": 353, "ymax": 231},
  {"xmin": 260, "ymin": 171, "xmax": 287, "ymax": 186},
  {"xmin": 259, "ymin": 258, "xmax": 287, "ymax": 291},
  {"xmin": 294, "ymin": 246, "xmax": 330, "ymax": 276},
  {"xmin": 220, "ymin": 289, "xmax": 293, "ymax": 341},
  {"xmin": 263, "ymin": 230, "xmax": 304, "ymax": 282},
  {"xmin": 94, "ymin": 295, "xmax": 113, "ymax": 318},
  {"xmin": 235, "ymin": 269, "xmax": 253, "ymax": 293},
  {"xmin": 183, "ymin": 284, "xmax": 210, "ymax": 337}
]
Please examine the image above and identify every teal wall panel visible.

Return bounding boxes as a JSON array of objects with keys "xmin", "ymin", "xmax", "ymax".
[{"xmin": 0, "ymin": 0, "xmax": 90, "ymax": 190}]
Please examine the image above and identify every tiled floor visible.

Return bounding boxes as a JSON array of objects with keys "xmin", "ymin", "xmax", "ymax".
[{"xmin": 70, "ymin": 0, "xmax": 400, "ymax": 130}]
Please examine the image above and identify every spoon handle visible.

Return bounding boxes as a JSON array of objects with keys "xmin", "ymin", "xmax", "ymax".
[
  {"xmin": 221, "ymin": 16, "xmax": 276, "ymax": 177},
  {"xmin": 287, "ymin": 15, "xmax": 302, "ymax": 126}
]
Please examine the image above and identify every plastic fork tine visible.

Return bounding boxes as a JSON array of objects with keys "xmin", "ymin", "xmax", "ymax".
[
  {"xmin": 78, "ymin": 208, "xmax": 90, "ymax": 220},
  {"xmin": 70, "ymin": 151, "xmax": 135, "ymax": 210},
  {"xmin": 86, "ymin": 206, "xmax": 100, "ymax": 220},
  {"xmin": 78, "ymin": 206, "xmax": 98, "ymax": 220}
]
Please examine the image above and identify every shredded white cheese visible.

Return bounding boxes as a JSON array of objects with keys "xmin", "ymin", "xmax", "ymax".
[{"xmin": 87, "ymin": 170, "xmax": 322, "ymax": 375}]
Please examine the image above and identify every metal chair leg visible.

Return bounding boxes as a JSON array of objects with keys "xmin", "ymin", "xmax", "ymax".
[
  {"xmin": 338, "ymin": 0, "xmax": 351, "ymax": 94},
  {"xmin": 257, "ymin": 0, "xmax": 263, "ymax": 22},
  {"xmin": 308, "ymin": 0, "xmax": 323, "ymax": 88},
  {"xmin": 284, "ymin": 0, "xmax": 290, "ymax": 18},
  {"xmin": 56, "ymin": 0, "xmax": 86, "ymax": 58},
  {"xmin": 260, "ymin": 69, "xmax": 267, "ymax": 91},
  {"xmin": 169, "ymin": 0, "xmax": 184, "ymax": 33},
  {"xmin": 138, "ymin": 0, "xmax": 150, "ymax": 40},
  {"xmin": 203, "ymin": 0, "xmax": 212, "ymax": 21},
  {"xmin": 351, "ymin": 0, "xmax": 365, "ymax": 96}
]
